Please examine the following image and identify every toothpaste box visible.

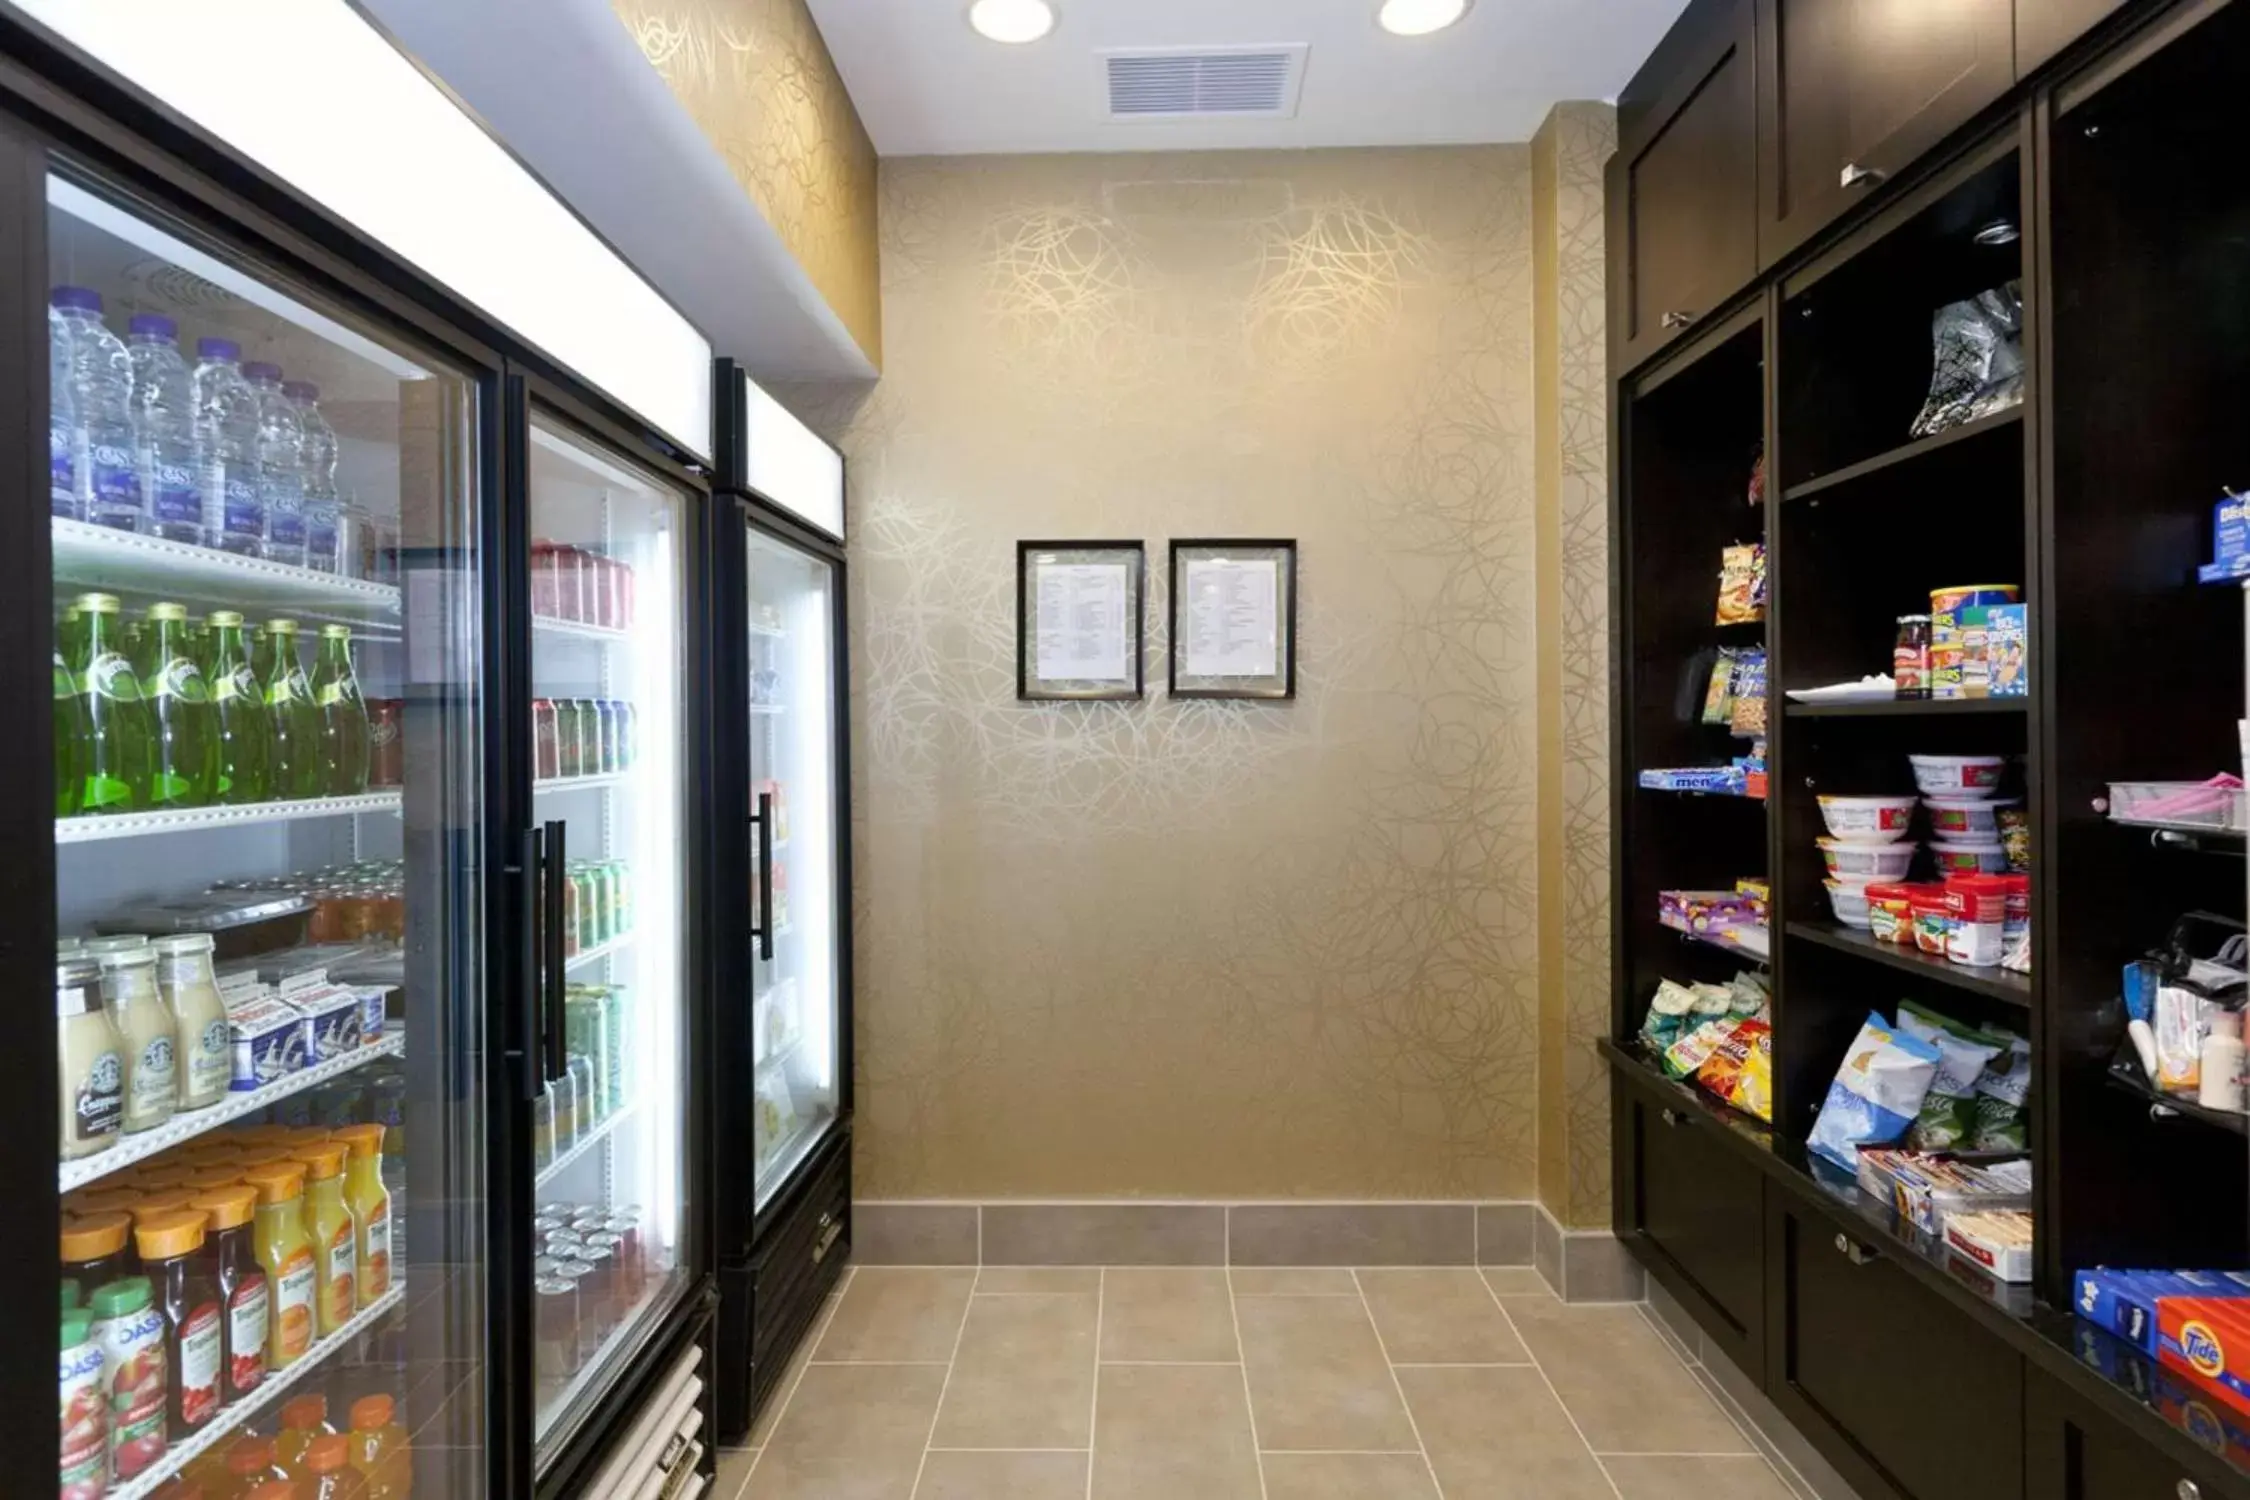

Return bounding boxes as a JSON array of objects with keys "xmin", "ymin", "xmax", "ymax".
[
  {"xmin": 2074, "ymin": 1269, "xmax": 2250, "ymax": 1354},
  {"xmin": 354, "ymin": 985, "xmax": 395, "ymax": 1045},
  {"xmin": 228, "ymin": 997, "xmax": 308, "ymax": 1090},
  {"xmin": 291, "ymin": 985, "xmax": 363, "ymax": 1063},
  {"xmin": 1985, "ymin": 603, "xmax": 2027, "ymax": 697},
  {"xmin": 2160, "ymin": 1296, "xmax": 2250, "ymax": 1417}
]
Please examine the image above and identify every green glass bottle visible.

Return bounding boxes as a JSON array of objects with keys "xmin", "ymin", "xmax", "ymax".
[
  {"xmin": 263, "ymin": 617, "xmax": 320, "ymax": 800},
  {"xmin": 58, "ymin": 604, "xmax": 83, "ymax": 667},
  {"xmin": 141, "ymin": 602, "xmax": 218, "ymax": 809},
  {"xmin": 71, "ymin": 592, "xmax": 153, "ymax": 814},
  {"xmin": 204, "ymin": 611, "xmax": 270, "ymax": 806},
  {"xmin": 53, "ymin": 647, "xmax": 84, "ymax": 818},
  {"xmin": 312, "ymin": 624, "xmax": 370, "ymax": 796}
]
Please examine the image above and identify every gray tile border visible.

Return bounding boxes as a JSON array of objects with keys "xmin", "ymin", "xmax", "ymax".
[
  {"xmin": 1227, "ymin": 1203, "xmax": 1475, "ymax": 1267},
  {"xmin": 1533, "ymin": 1206, "xmax": 1564, "ymax": 1296},
  {"xmin": 851, "ymin": 1202, "xmax": 980, "ymax": 1266},
  {"xmin": 1475, "ymin": 1202, "xmax": 1535, "ymax": 1266},
  {"xmin": 1560, "ymin": 1228, "xmax": 1646, "ymax": 1303},
  {"xmin": 980, "ymin": 1203, "xmax": 1227, "ymax": 1266}
]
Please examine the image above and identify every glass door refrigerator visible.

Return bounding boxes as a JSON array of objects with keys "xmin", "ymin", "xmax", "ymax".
[{"xmin": 711, "ymin": 362, "xmax": 852, "ymax": 1441}]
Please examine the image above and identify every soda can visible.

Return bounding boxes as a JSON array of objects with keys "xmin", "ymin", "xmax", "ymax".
[
  {"xmin": 616, "ymin": 702, "xmax": 637, "ymax": 771},
  {"xmin": 594, "ymin": 700, "xmax": 620, "ymax": 775},
  {"xmin": 554, "ymin": 700, "xmax": 581, "ymax": 780},
  {"xmin": 591, "ymin": 862, "xmax": 619, "ymax": 948},
  {"xmin": 563, "ymin": 545, "xmax": 591, "ymax": 624},
  {"xmin": 530, "ymin": 541, "xmax": 563, "ymax": 620},
  {"xmin": 368, "ymin": 699, "xmax": 403, "ymax": 787},
  {"xmin": 576, "ymin": 864, "xmax": 606, "ymax": 949},
  {"xmin": 599, "ymin": 987, "xmax": 628, "ymax": 1109},
  {"xmin": 532, "ymin": 699, "xmax": 559, "ymax": 781},
  {"xmin": 574, "ymin": 699, "xmax": 602, "ymax": 779},
  {"xmin": 617, "ymin": 558, "xmax": 635, "ymax": 629},
  {"xmin": 591, "ymin": 554, "xmax": 617, "ymax": 630},
  {"xmin": 606, "ymin": 860, "xmax": 632, "ymax": 937}
]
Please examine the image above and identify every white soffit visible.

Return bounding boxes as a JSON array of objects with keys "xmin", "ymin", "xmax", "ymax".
[
  {"xmin": 12, "ymin": 0, "xmax": 717, "ymax": 461},
  {"xmin": 742, "ymin": 372, "xmax": 845, "ymax": 541}
]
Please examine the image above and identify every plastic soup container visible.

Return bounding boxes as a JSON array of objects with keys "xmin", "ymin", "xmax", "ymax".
[
  {"xmin": 1909, "ymin": 890, "xmax": 1952, "ymax": 955},
  {"xmin": 1945, "ymin": 875, "xmax": 2010, "ymax": 968},
  {"xmin": 1864, "ymin": 882, "xmax": 1918, "ymax": 945}
]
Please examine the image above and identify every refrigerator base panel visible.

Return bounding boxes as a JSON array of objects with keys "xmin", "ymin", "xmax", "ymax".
[{"xmin": 723, "ymin": 1125, "xmax": 850, "ymax": 1443}]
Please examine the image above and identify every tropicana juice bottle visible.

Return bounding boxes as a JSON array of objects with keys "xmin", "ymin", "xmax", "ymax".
[
  {"xmin": 331, "ymin": 1124, "xmax": 391, "ymax": 1307},
  {"xmin": 240, "ymin": 1163, "xmax": 315, "ymax": 1369},
  {"xmin": 291, "ymin": 1143, "xmax": 357, "ymax": 1336}
]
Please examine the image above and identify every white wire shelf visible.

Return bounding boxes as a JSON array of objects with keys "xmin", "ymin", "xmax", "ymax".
[
  {"xmin": 533, "ymin": 613, "xmax": 633, "ymax": 644},
  {"xmin": 747, "ymin": 620, "xmax": 787, "ymax": 639},
  {"xmin": 534, "ymin": 772, "xmax": 628, "ymax": 795},
  {"xmin": 108, "ymin": 1282, "xmax": 407, "ymax": 1500},
  {"xmin": 535, "ymin": 1275, "xmax": 685, "ymax": 1451},
  {"xmin": 62, "ymin": 1030, "xmax": 404, "ymax": 1193},
  {"xmin": 536, "ymin": 1101, "xmax": 639, "ymax": 1190},
  {"xmin": 750, "ymin": 702, "xmax": 784, "ymax": 716},
  {"xmin": 565, "ymin": 930, "xmax": 635, "ymax": 972},
  {"xmin": 56, "ymin": 790, "xmax": 401, "ymax": 844},
  {"xmin": 54, "ymin": 517, "xmax": 402, "ymax": 630}
]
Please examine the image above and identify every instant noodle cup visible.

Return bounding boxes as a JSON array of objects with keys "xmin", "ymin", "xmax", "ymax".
[
  {"xmin": 1929, "ymin": 839, "xmax": 2009, "ymax": 877},
  {"xmin": 1818, "ymin": 795, "xmax": 1917, "ymax": 843},
  {"xmin": 1908, "ymin": 754, "xmax": 2007, "ymax": 798},
  {"xmin": 1818, "ymin": 837, "xmax": 1917, "ymax": 882},
  {"xmin": 1923, "ymin": 796, "xmax": 2020, "ymax": 839}
]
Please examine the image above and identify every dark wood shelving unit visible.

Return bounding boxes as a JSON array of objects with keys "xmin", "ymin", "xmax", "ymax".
[
  {"xmin": 2105, "ymin": 1058, "xmax": 2250, "ymax": 1138},
  {"xmin": 1784, "ymin": 695, "xmax": 2025, "ymax": 718},
  {"xmin": 1784, "ymin": 920, "xmax": 2031, "ymax": 1007},
  {"xmin": 1780, "ymin": 406, "xmax": 2025, "ymax": 503}
]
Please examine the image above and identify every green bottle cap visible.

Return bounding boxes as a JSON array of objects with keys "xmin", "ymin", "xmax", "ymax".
[
  {"xmin": 86, "ymin": 1276, "xmax": 152, "ymax": 1316},
  {"xmin": 62, "ymin": 1279, "xmax": 80, "ymax": 1311},
  {"xmin": 62, "ymin": 1308, "xmax": 91, "ymax": 1347}
]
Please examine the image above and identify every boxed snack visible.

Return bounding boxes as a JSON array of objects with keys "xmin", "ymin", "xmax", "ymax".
[
  {"xmin": 1807, "ymin": 1012, "xmax": 1944, "ymax": 1170},
  {"xmin": 1639, "ymin": 767, "xmax": 1750, "ymax": 795},
  {"xmin": 1858, "ymin": 1150, "xmax": 2031, "ymax": 1236},
  {"xmin": 1946, "ymin": 1210, "xmax": 2034, "ymax": 1283},
  {"xmin": 228, "ymin": 996, "xmax": 309, "ymax": 1090},
  {"xmin": 291, "ymin": 985, "xmax": 364, "ymax": 1062},
  {"xmin": 2074, "ymin": 1269, "xmax": 2250, "ymax": 1355},
  {"xmin": 1987, "ymin": 604, "xmax": 2027, "ymax": 697},
  {"xmin": 1659, "ymin": 889, "xmax": 1764, "ymax": 936}
]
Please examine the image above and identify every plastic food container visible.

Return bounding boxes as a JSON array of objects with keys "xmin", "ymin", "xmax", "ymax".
[
  {"xmin": 1909, "ymin": 889, "xmax": 1952, "ymax": 954},
  {"xmin": 1864, "ymin": 882, "xmax": 1920, "ymax": 944},
  {"xmin": 2002, "ymin": 873, "xmax": 2030, "ymax": 943},
  {"xmin": 1945, "ymin": 874, "xmax": 2010, "ymax": 967},
  {"xmin": 1817, "ymin": 838, "xmax": 1918, "ymax": 881},
  {"xmin": 2105, "ymin": 780, "xmax": 2250, "ymax": 833},
  {"xmin": 1817, "ymin": 795, "xmax": 1917, "ymax": 844},
  {"xmin": 1824, "ymin": 879, "xmax": 1874, "ymax": 929},
  {"xmin": 1908, "ymin": 754, "xmax": 2007, "ymax": 798},
  {"xmin": 1922, "ymin": 796, "xmax": 2021, "ymax": 839},
  {"xmin": 1929, "ymin": 840, "xmax": 2009, "ymax": 877}
]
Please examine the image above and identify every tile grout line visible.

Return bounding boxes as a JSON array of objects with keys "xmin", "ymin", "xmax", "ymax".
[
  {"xmin": 1351, "ymin": 1268, "xmax": 1450, "ymax": 1500},
  {"xmin": 906, "ymin": 1274, "xmax": 979, "ymax": 1500},
  {"xmin": 1227, "ymin": 1249, "xmax": 1272, "ymax": 1500},
  {"xmin": 1634, "ymin": 1299, "xmax": 1807, "ymax": 1496},
  {"xmin": 1084, "ymin": 1268, "xmax": 1103, "ymax": 1500},
  {"xmin": 742, "ymin": 1264, "xmax": 855, "ymax": 1487},
  {"xmin": 1479, "ymin": 1271, "xmax": 1627, "ymax": 1500}
]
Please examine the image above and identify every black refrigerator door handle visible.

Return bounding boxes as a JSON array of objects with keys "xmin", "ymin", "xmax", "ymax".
[
  {"xmin": 753, "ymin": 790, "xmax": 775, "ymax": 963},
  {"xmin": 517, "ymin": 826, "xmax": 544, "ymax": 1102},
  {"xmin": 543, "ymin": 817, "xmax": 568, "ymax": 1081}
]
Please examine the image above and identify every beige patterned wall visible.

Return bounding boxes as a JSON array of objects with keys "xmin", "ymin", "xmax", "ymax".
[
  {"xmin": 1533, "ymin": 104, "xmax": 1618, "ymax": 1228},
  {"xmin": 787, "ymin": 147, "xmax": 1542, "ymax": 1199},
  {"xmin": 612, "ymin": 0, "xmax": 881, "ymax": 366}
]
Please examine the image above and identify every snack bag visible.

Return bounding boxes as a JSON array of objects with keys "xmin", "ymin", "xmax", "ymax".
[
  {"xmin": 1716, "ymin": 544, "xmax": 1762, "ymax": 625},
  {"xmin": 1664, "ymin": 1019, "xmax": 1737, "ymax": 1080},
  {"xmin": 1730, "ymin": 649, "xmax": 1768, "ymax": 736},
  {"xmin": 1638, "ymin": 980, "xmax": 1697, "ymax": 1055},
  {"xmin": 1972, "ymin": 1031, "xmax": 2032, "ymax": 1151},
  {"xmin": 1699, "ymin": 1018, "xmax": 1772, "ymax": 1121},
  {"xmin": 1896, "ymin": 1001, "xmax": 2005, "ymax": 1151},
  {"xmin": 1807, "ymin": 1012, "xmax": 1945, "ymax": 1170},
  {"xmin": 1702, "ymin": 648, "xmax": 1740, "ymax": 725}
]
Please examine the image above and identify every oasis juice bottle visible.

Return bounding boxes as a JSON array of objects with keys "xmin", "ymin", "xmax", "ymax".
[
  {"xmin": 263, "ymin": 618, "xmax": 320, "ymax": 800},
  {"xmin": 71, "ymin": 592, "xmax": 153, "ymax": 814},
  {"xmin": 311, "ymin": 624, "xmax": 369, "ymax": 796},
  {"xmin": 241, "ymin": 1163, "xmax": 315, "ymax": 1369},
  {"xmin": 332, "ymin": 1123, "xmax": 390, "ymax": 1305},
  {"xmin": 141, "ymin": 602, "xmax": 218, "ymax": 808},
  {"xmin": 292, "ymin": 1142, "xmax": 356, "ymax": 1336},
  {"xmin": 204, "ymin": 611, "xmax": 271, "ymax": 805}
]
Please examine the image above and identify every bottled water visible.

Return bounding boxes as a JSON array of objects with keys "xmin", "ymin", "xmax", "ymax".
[
  {"xmin": 48, "ymin": 305, "xmax": 77, "ymax": 519},
  {"xmin": 288, "ymin": 380, "xmax": 341, "ymax": 573},
  {"xmin": 51, "ymin": 286, "xmax": 141, "ymax": 531},
  {"xmin": 126, "ymin": 314, "xmax": 203, "ymax": 545},
  {"xmin": 243, "ymin": 361, "xmax": 305, "ymax": 566},
  {"xmin": 192, "ymin": 339, "xmax": 263, "ymax": 556}
]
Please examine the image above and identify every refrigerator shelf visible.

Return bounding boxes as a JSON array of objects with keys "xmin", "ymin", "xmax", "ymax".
[
  {"xmin": 537, "ymin": 1100, "xmax": 639, "ymax": 1189},
  {"xmin": 566, "ymin": 930, "xmax": 635, "ymax": 972},
  {"xmin": 56, "ymin": 790, "xmax": 402, "ymax": 844},
  {"xmin": 535, "ymin": 771, "xmax": 628, "ymax": 795},
  {"xmin": 53, "ymin": 517, "xmax": 403, "ymax": 630},
  {"xmin": 537, "ymin": 1276, "xmax": 680, "ymax": 1446},
  {"xmin": 534, "ymin": 613, "xmax": 633, "ymax": 645},
  {"xmin": 748, "ymin": 620, "xmax": 786, "ymax": 639},
  {"xmin": 62, "ymin": 1030, "xmax": 405, "ymax": 1192},
  {"xmin": 107, "ymin": 1281, "xmax": 407, "ymax": 1500},
  {"xmin": 750, "ymin": 702, "xmax": 785, "ymax": 716}
]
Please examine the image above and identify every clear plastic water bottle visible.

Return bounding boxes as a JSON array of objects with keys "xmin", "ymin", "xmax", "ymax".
[
  {"xmin": 126, "ymin": 313, "xmax": 203, "ymax": 545},
  {"xmin": 192, "ymin": 339, "xmax": 263, "ymax": 556},
  {"xmin": 48, "ymin": 304, "xmax": 77, "ymax": 520},
  {"xmin": 50, "ymin": 286, "xmax": 141, "ymax": 531},
  {"xmin": 288, "ymin": 380, "xmax": 341, "ymax": 573},
  {"xmin": 242, "ymin": 360, "xmax": 305, "ymax": 566}
]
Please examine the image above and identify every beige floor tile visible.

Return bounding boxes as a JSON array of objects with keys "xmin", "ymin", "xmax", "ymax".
[
  {"xmin": 1099, "ymin": 1269, "xmax": 1241, "ymax": 1363},
  {"xmin": 751, "ymin": 1363, "xmax": 947, "ymax": 1500},
  {"xmin": 1602, "ymin": 1454, "xmax": 1798, "ymax": 1499},
  {"xmin": 1092, "ymin": 1364, "xmax": 1263, "ymax": 1500},
  {"xmin": 1231, "ymin": 1268, "xmax": 1360, "ymax": 1296},
  {"xmin": 1396, "ymin": 1364, "xmax": 1615, "ymax": 1500},
  {"xmin": 916, "ymin": 1450, "xmax": 1090, "ymax": 1500},
  {"xmin": 1358, "ymin": 1268, "xmax": 1532, "ymax": 1364},
  {"xmin": 977, "ymin": 1267, "xmax": 1103, "ymax": 1294},
  {"xmin": 813, "ymin": 1268, "xmax": 976, "ymax": 1363},
  {"xmin": 1501, "ymin": 1297, "xmax": 1752, "ymax": 1455},
  {"xmin": 1481, "ymin": 1266, "xmax": 1558, "ymax": 1299},
  {"xmin": 932, "ymin": 1293, "xmax": 1100, "ymax": 1449},
  {"xmin": 1261, "ymin": 1452, "xmax": 1440, "ymax": 1499},
  {"xmin": 1235, "ymin": 1291, "xmax": 1418, "ymax": 1452},
  {"xmin": 752, "ymin": 1292, "xmax": 845, "ymax": 1448},
  {"xmin": 713, "ymin": 1445, "xmax": 756, "ymax": 1500}
]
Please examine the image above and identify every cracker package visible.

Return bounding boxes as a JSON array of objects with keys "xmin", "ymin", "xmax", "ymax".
[
  {"xmin": 1896, "ymin": 1001, "xmax": 2005, "ymax": 1152},
  {"xmin": 1807, "ymin": 1012, "xmax": 1945, "ymax": 1170}
]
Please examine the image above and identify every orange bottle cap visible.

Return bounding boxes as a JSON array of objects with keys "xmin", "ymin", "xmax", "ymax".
[
  {"xmin": 232, "ymin": 1146, "xmax": 302, "ymax": 1170},
  {"xmin": 305, "ymin": 1435, "xmax": 350, "ymax": 1473},
  {"xmin": 332, "ymin": 1122, "xmax": 385, "ymax": 1159},
  {"xmin": 133, "ymin": 1165, "xmax": 198, "ymax": 1189},
  {"xmin": 185, "ymin": 1165, "xmax": 245, "ymax": 1191},
  {"xmin": 64, "ymin": 1186, "xmax": 142, "ymax": 1217},
  {"xmin": 281, "ymin": 1394, "xmax": 328, "ymax": 1431},
  {"xmin": 132, "ymin": 1190, "xmax": 198, "ymax": 1223},
  {"xmin": 291, "ymin": 1142, "xmax": 348, "ymax": 1180},
  {"xmin": 227, "ymin": 1435, "xmax": 279, "ymax": 1474},
  {"xmin": 60, "ymin": 1210, "xmax": 132, "ymax": 1260},
  {"xmin": 246, "ymin": 1485, "xmax": 299, "ymax": 1500},
  {"xmin": 350, "ymin": 1393, "xmax": 395, "ymax": 1430},
  {"xmin": 189, "ymin": 1184, "xmax": 259, "ymax": 1231},
  {"xmin": 133, "ymin": 1209, "xmax": 209, "ymax": 1261},
  {"xmin": 240, "ymin": 1162, "xmax": 307, "ymax": 1203}
]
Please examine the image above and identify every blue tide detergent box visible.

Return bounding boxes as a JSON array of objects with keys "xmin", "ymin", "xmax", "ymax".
[
  {"xmin": 2074, "ymin": 1269, "xmax": 2250, "ymax": 1355},
  {"xmin": 2202, "ymin": 492, "xmax": 2250, "ymax": 583}
]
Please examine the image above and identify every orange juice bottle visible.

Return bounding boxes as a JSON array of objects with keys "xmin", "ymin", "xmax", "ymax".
[
  {"xmin": 274, "ymin": 1394, "xmax": 333, "ymax": 1477},
  {"xmin": 224, "ymin": 1434, "xmax": 291, "ymax": 1491},
  {"xmin": 332, "ymin": 1125, "xmax": 391, "ymax": 1307},
  {"xmin": 241, "ymin": 1164, "xmax": 315, "ymax": 1368},
  {"xmin": 291, "ymin": 1143, "xmax": 357, "ymax": 1335},
  {"xmin": 300, "ymin": 1435, "xmax": 368, "ymax": 1499},
  {"xmin": 346, "ymin": 1394, "xmax": 410, "ymax": 1499}
]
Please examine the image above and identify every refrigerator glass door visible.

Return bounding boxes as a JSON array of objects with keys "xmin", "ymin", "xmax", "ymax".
[
  {"xmin": 527, "ymin": 415, "xmax": 694, "ymax": 1461},
  {"xmin": 48, "ymin": 169, "xmax": 492, "ymax": 1497},
  {"xmin": 747, "ymin": 527, "xmax": 841, "ymax": 1210}
]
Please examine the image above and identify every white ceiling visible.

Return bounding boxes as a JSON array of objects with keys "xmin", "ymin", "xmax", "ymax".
[{"xmin": 807, "ymin": 0, "xmax": 1692, "ymax": 156}]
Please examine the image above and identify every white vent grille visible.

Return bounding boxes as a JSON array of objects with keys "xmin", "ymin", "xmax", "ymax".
[{"xmin": 1102, "ymin": 45, "xmax": 1309, "ymax": 121}]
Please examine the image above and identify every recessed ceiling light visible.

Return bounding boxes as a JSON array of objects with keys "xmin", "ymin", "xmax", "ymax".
[
  {"xmin": 969, "ymin": 0, "xmax": 1055, "ymax": 44},
  {"xmin": 1972, "ymin": 219, "xmax": 2021, "ymax": 247},
  {"xmin": 1379, "ymin": 0, "xmax": 1471, "ymax": 35}
]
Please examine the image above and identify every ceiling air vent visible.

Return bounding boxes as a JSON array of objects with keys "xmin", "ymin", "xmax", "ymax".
[{"xmin": 1101, "ymin": 45, "xmax": 1309, "ymax": 122}]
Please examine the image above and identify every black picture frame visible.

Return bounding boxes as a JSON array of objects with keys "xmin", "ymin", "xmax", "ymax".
[
  {"xmin": 1167, "ymin": 539, "xmax": 1298, "ymax": 701},
  {"xmin": 1016, "ymin": 540, "xmax": 1146, "ymax": 701}
]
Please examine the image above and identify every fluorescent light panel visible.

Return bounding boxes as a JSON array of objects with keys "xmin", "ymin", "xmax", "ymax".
[
  {"xmin": 16, "ymin": 0, "xmax": 713, "ymax": 461},
  {"xmin": 740, "ymin": 373, "xmax": 845, "ymax": 540}
]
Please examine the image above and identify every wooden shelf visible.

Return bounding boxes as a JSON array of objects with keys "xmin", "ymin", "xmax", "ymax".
[
  {"xmin": 1785, "ymin": 696, "xmax": 2025, "ymax": 718},
  {"xmin": 1784, "ymin": 921, "xmax": 2031, "ymax": 1007},
  {"xmin": 1781, "ymin": 407, "xmax": 2024, "ymax": 503}
]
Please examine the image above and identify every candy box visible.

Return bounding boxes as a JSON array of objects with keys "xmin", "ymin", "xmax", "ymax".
[
  {"xmin": 228, "ymin": 996, "xmax": 307, "ymax": 1090},
  {"xmin": 2160, "ymin": 1296, "xmax": 2250, "ymax": 1416},
  {"xmin": 2074, "ymin": 1269, "xmax": 2250, "ymax": 1355},
  {"xmin": 1986, "ymin": 604, "xmax": 2027, "ymax": 697}
]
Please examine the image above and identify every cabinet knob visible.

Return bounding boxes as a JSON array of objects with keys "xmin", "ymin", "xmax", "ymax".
[
  {"xmin": 1840, "ymin": 162, "xmax": 1886, "ymax": 189},
  {"xmin": 1660, "ymin": 1107, "xmax": 1684, "ymax": 1128},
  {"xmin": 1659, "ymin": 310, "xmax": 1698, "ymax": 330},
  {"xmin": 2178, "ymin": 1482, "xmax": 2201, "ymax": 1500},
  {"xmin": 1833, "ymin": 1232, "xmax": 1878, "ymax": 1266}
]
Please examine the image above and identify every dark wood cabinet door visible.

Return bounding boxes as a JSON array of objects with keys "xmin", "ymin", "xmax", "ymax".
[
  {"xmin": 1757, "ymin": 0, "xmax": 2016, "ymax": 266},
  {"xmin": 1614, "ymin": 0, "xmax": 1758, "ymax": 373},
  {"xmin": 1764, "ymin": 1192, "xmax": 2025, "ymax": 1500},
  {"xmin": 1612, "ymin": 1076, "xmax": 1766, "ymax": 1378},
  {"xmin": 2026, "ymin": 1367, "xmax": 2213, "ymax": 1500},
  {"xmin": 2018, "ymin": 0, "xmax": 2130, "ymax": 77}
]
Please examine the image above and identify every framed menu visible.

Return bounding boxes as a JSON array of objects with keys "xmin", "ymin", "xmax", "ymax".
[
  {"xmin": 1169, "ymin": 539, "xmax": 1296, "ymax": 700},
  {"xmin": 1017, "ymin": 540, "xmax": 1145, "ymax": 701}
]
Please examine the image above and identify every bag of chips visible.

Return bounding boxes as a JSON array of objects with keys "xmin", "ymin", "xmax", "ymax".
[
  {"xmin": 1895, "ymin": 1001, "xmax": 2005, "ymax": 1152},
  {"xmin": 1638, "ymin": 980, "xmax": 1698, "ymax": 1056},
  {"xmin": 1697, "ymin": 1018, "xmax": 1772, "ymax": 1122},
  {"xmin": 1664, "ymin": 1018, "xmax": 1737, "ymax": 1080},
  {"xmin": 1702, "ymin": 648, "xmax": 1740, "ymax": 725},
  {"xmin": 1971, "ymin": 1031, "xmax": 2032, "ymax": 1151},
  {"xmin": 1807, "ymin": 1012, "xmax": 1945, "ymax": 1170},
  {"xmin": 1716, "ymin": 543, "xmax": 1765, "ymax": 625}
]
